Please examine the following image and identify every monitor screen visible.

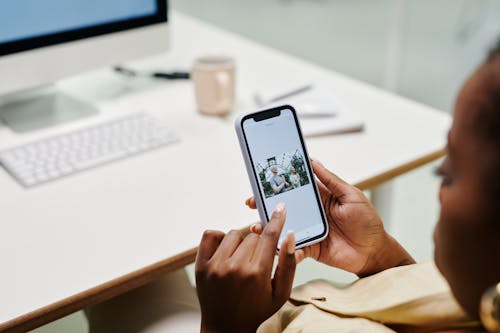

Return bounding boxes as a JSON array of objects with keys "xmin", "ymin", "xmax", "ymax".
[{"xmin": 0, "ymin": 0, "xmax": 167, "ymax": 56}]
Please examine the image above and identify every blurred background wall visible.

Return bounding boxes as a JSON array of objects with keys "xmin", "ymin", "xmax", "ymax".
[{"xmin": 173, "ymin": 0, "xmax": 500, "ymax": 113}]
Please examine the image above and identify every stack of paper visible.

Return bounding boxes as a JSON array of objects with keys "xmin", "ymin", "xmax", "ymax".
[{"xmin": 254, "ymin": 85, "xmax": 364, "ymax": 137}]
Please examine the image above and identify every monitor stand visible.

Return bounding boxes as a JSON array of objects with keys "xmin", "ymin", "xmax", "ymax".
[{"xmin": 0, "ymin": 86, "xmax": 98, "ymax": 133}]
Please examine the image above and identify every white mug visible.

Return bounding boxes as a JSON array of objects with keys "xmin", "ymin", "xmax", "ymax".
[{"xmin": 192, "ymin": 56, "xmax": 235, "ymax": 116}]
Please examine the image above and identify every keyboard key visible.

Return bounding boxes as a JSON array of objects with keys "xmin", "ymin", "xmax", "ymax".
[{"xmin": 0, "ymin": 113, "xmax": 178, "ymax": 187}]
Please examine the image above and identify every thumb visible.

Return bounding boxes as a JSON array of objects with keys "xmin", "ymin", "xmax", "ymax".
[
  {"xmin": 294, "ymin": 243, "xmax": 320, "ymax": 263},
  {"xmin": 272, "ymin": 231, "xmax": 296, "ymax": 309},
  {"xmin": 311, "ymin": 159, "xmax": 351, "ymax": 199},
  {"xmin": 295, "ymin": 249, "xmax": 306, "ymax": 264}
]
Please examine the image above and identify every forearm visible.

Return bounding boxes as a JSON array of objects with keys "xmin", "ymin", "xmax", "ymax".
[{"xmin": 357, "ymin": 233, "xmax": 415, "ymax": 278}]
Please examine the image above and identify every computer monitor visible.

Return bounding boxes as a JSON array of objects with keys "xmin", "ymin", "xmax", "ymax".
[{"xmin": 0, "ymin": 0, "xmax": 169, "ymax": 132}]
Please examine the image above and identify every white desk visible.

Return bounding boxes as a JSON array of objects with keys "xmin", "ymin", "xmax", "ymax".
[{"xmin": 0, "ymin": 11, "xmax": 450, "ymax": 332}]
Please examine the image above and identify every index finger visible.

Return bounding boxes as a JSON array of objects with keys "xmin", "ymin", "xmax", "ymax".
[
  {"xmin": 311, "ymin": 159, "xmax": 351, "ymax": 198},
  {"xmin": 195, "ymin": 230, "xmax": 225, "ymax": 267},
  {"xmin": 316, "ymin": 180, "xmax": 333, "ymax": 208},
  {"xmin": 245, "ymin": 197, "xmax": 257, "ymax": 209},
  {"xmin": 252, "ymin": 203, "xmax": 287, "ymax": 269}
]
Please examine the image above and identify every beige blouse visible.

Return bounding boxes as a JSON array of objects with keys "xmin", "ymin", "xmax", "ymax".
[{"xmin": 259, "ymin": 262, "xmax": 482, "ymax": 332}]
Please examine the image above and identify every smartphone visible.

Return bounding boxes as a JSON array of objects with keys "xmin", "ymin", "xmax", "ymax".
[{"xmin": 235, "ymin": 105, "xmax": 328, "ymax": 250}]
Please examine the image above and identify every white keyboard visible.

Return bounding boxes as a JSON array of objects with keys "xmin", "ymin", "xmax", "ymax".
[{"xmin": 0, "ymin": 113, "xmax": 179, "ymax": 187}]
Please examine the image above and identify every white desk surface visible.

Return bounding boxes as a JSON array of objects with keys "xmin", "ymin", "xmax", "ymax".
[{"xmin": 0, "ymin": 11, "xmax": 450, "ymax": 332}]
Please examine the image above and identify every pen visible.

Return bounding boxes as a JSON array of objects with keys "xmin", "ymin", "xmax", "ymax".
[
  {"xmin": 267, "ymin": 84, "xmax": 313, "ymax": 103},
  {"xmin": 114, "ymin": 66, "xmax": 190, "ymax": 80},
  {"xmin": 254, "ymin": 84, "xmax": 313, "ymax": 106}
]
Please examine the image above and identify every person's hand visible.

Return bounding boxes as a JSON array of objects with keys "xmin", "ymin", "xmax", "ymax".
[
  {"xmin": 246, "ymin": 159, "xmax": 414, "ymax": 277},
  {"xmin": 195, "ymin": 203, "xmax": 296, "ymax": 333}
]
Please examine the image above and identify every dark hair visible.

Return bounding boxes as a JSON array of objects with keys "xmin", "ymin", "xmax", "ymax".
[
  {"xmin": 476, "ymin": 39, "xmax": 500, "ymax": 197},
  {"xmin": 487, "ymin": 38, "xmax": 500, "ymax": 63},
  {"xmin": 477, "ymin": 40, "xmax": 500, "ymax": 143}
]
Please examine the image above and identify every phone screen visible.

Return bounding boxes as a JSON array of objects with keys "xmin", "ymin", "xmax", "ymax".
[{"xmin": 241, "ymin": 107, "xmax": 327, "ymax": 248}]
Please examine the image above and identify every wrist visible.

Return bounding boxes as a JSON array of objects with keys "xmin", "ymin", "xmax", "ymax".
[{"xmin": 357, "ymin": 232, "xmax": 415, "ymax": 277}]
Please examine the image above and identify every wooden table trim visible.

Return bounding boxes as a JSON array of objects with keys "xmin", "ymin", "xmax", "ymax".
[
  {"xmin": 354, "ymin": 149, "xmax": 444, "ymax": 191},
  {"xmin": 1, "ymin": 248, "xmax": 198, "ymax": 333},
  {"xmin": 0, "ymin": 148, "xmax": 445, "ymax": 333}
]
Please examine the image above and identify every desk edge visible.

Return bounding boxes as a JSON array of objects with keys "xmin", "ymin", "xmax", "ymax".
[
  {"xmin": 354, "ymin": 148, "xmax": 445, "ymax": 190},
  {"xmin": 0, "ymin": 247, "xmax": 198, "ymax": 333},
  {"xmin": 0, "ymin": 148, "xmax": 445, "ymax": 333}
]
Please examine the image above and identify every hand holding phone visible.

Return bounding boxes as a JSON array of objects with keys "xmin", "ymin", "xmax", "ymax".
[
  {"xmin": 235, "ymin": 105, "xmax": 328, "ymax": 250},
  {"xmin": 246, "ymin": 159, "xmax": 415, "ymax": 277}
]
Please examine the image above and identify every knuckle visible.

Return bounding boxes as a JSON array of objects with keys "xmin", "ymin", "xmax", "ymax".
[
  {"xmin": 196, "ymin": 261, "xmax": 218, "ymax": 282},
  {"xmin": 245, "ymin": 266, "xmax": 262, "ymax": 280},
  {"xmin": 205, "ymin": 264, "xmax": 223, "ymax": 281},
  {"xmin": 246, "ymin": 233, "xmax": 259, "ymax": 241},
  {"xmin": 202, "ymin": 229, "xmax": 223, "ymax": 240},
  {"xmin": 225, "ymin": 262, "xmax": 259, "ymax": 280},
  {"xmin": 263, "ymin": 227, "xmax": 279, "ymax": 239},
  {"xmin": 226, "ymin": 261, "xmax": 240, "ymax": 275},
  {"xmin": 195, "ymin": 265, "xmax": 208, "ymax": 278},
  {"xmin": 204, "ymin": 261, "xmax": 246, "ymax": 281},
  {"xmin": 228, "ymin": 229, "xmax": 243, "ymax": 239},
  {"xmin": 322, "ymin": 175, "xmax": 334, "ymax": 187}
]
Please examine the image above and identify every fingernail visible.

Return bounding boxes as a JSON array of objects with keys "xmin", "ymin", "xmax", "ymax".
[
  {"xmin": 311, "ymin": 158, "xmax": 324, "ymax": 167},
  {"xmin": 274, "ymin": 202, "xmax": 285, "ymax": 217},
  {"xmin": 287, "ymin": 230, "xmax": 295, "ymax": 254},
  {"xmin": 245, "ymin": 198, "xmax": 250, "ymax": 206},
  {"xmin": 250, "ymin": 223, "xmax": 258, "ymax": 233}
]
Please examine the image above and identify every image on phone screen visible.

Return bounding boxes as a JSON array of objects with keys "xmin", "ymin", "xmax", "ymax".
[{"xmin": 241, "ymin": 107, "xmax": 327, "ymax": 248}]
